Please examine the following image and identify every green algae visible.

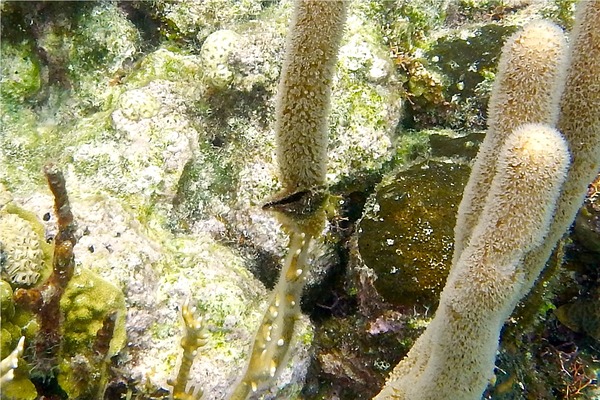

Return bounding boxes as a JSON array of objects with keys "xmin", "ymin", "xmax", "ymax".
[
  {"xmin": 355, "ymin": 0, "xmax": 447, "ymax": 51},
  {"xmin": 393, "ymin": 130, "xmax": 432, "ymax": 164},
  {"xmin": 0, "ymin": 105, "xmax": 57, "ymax": 191},
  {"xmin": 0, "ymin": 40, "xmax": 41, "ymax": 103},
  {"xmin": 540, "ymin": 0, "xmax": 579, "ymax": 29},
  {"xmin": 170, "ymin": 146, "xmax": 240, "ymax": 231},
  {"xmin": 1, "ymin": 278, "xmax": 38, "ymax": 398},
  {"xmin": 358, "ymin": 160, "xmax": 469, "ymax": 309},
  {"xmin": 0, "ymin": 280, "xmax": 15, "ymax": 321},
  {"xmin": 429, "ymin": 24, "xmax": 516, "ymax": 100}
]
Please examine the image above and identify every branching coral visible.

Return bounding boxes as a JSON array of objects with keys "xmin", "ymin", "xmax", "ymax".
[
  {"xmin": 375, "ymin": 2, "xmax": 600, "ymax": 399},
  {"xmin": 228, "ymin": 1, "xmax": 347, "ymax": 399},
  {"xmin": 169, "ymin": 299, "xmax": 209, "ymax": 400},
  {"xmin": 6, "ymin": 164, "xmax": 125, "ymax": 399},
  {"xmin": 14, "ymin": 163, "xmax": 77, "ymax": 379}
]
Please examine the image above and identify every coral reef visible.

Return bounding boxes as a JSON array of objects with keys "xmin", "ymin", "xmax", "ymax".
[{"xmin": 0, "ymin": 0, "xmax": 598, "ymax": 399}]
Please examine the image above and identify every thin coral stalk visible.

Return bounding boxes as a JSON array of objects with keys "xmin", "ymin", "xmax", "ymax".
[
  {"xmin": 229, "ymin": 232, "xmax": 312, "ymax": 400},
  {"xmin": 169, "ymin": 298, "xmax": 209, "ymax": 400},
  {"xmin": 14, "ymin": 164, "xmax": 77, "ymax": 379}
]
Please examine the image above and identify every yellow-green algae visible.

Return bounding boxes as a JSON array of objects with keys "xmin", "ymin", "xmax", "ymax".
[
  {"xmin": 358, "ymin": 160, "xmax": 469, "ymax": 309},
  {"xmin": 0, "ymin": 40, "xmax": 41, "ymax": 103}
]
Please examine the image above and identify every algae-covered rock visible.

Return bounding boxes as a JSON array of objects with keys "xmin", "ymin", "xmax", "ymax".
[
  {"xmin": 357, "ymin": 160, "xmax": 469, "ymax": 309},
  {"xmin": 328, "ymin": 4, "xmax": 404, "ymax": 184},
  {"xmin": 64, "ymin": 78, "xmax": 200, "ymax": 218},
  {"xmin": 0, "ymin": 40, "xmax": 41, "ymax": 103},
  {"xmin": 135, "ymin": 0, "xmax": 268, "ymax": 42},
  {"xmin": 540, "ymin": 0, "xmax": 579, "ymax": 29},
  {"xmin": 1, "ymin": 2, "xmax": 140, "ymax": 109},
  {"xmin": 51, "ymin": 2, "xmax": 140, "ymax": 107},
  {"xmin": 417, "ymin": 23, "xmax": 516, "ymax": 128},
  {"xmin": 201, "ymin": 29, "xmax": 242, "ymax": 89},
  {"xmin": 555, "ymin": 296, "xmax": 600, "ymax": 341},
  {"xmin": 309, "ymin": 311, "xmax": 424, "ymax": 400},
  {"xmin": 354, "ymin": 0, "xmax": 447, "ymax": 51},
  {"xmin": 126, "ymin": 48, "xmax": 203, "ymax": 89},
  {"xmin": 14, "ymin": 189, "xmax": 312, "ymax": 399}
]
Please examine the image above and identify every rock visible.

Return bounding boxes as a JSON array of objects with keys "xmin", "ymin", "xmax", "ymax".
[
  {"xmin": 555, "ymin": 296, "xmax": 600, "ymax": 341},
  {"xmin": 357, "ymin": 160, "xmax": 469, "ymax": 309}
]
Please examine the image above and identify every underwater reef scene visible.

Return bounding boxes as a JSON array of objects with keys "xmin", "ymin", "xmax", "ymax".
[{"xmin": 1, "ymin": 0, "xmax": 599, "ymax": 399}]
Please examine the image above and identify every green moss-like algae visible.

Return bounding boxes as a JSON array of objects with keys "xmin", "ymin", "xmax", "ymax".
[
  {"xmin": 358, "ymin": 161, "xmax": 469, "ymax": 309},
  {"xmin": 0, "ymin": 40, "xmax": 41, "ymax": 103}
]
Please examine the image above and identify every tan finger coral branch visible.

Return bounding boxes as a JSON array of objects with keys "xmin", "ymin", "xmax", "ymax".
[
  {"xmin": 275, "ymin": 0, "xmax": 347, "ymax": 195},
  {"xmin": 376, "ymin": 123, "xmax": 570, "ymax": 400},
  {"xmin": 453, "ymin": 20, "xmax": 569, "ymax": 265}
]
